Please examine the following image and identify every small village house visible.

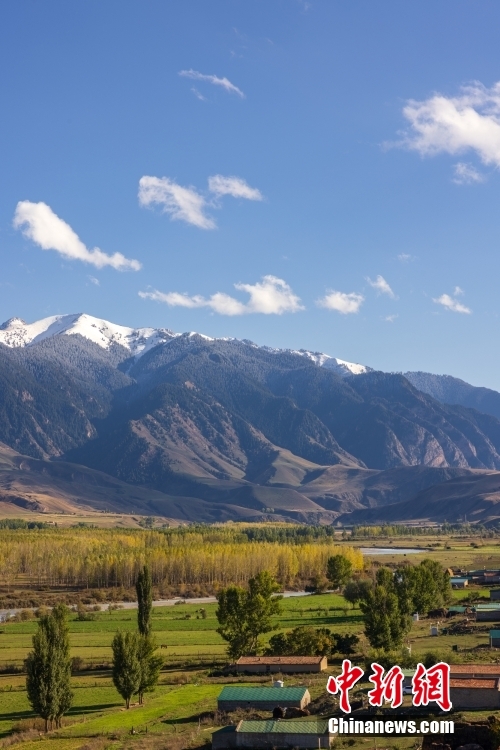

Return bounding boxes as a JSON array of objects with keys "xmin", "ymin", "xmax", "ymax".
[
  {"xmin": 447, "ymin": 605, "xmax": 470, "ymax": 616},
  {"xmin": 212, "ymin": 719, "xmax": 331, "ymax": 749},
  {"xmin": 489, "ymin": 629, "xmax": 500, "ymax": 647},
  {"xmin": 450, "ymin": 664, "xmax": 500, "ymax": 679},
  {"xmin": 468, "ymin": 570, "xmax": 500, "ymax": 585},
  {"xmin": 475, "ymin": 604, "xmax": 500, "ymax": 622},
  {"xmin": 450, "ymin": 678, "xmax": 500, "ymax": 709},
  {"xmin": 217, "ymin": 686, "xmax": 311, "ymax": 712},
  {"xmin": 483, "ymin": 572, "xmax": 500, "ymax": 584},
  {"xmin": 234, "ymin": 656, "xmax": 327, "ymax": 674},
  {"xmin": 450, "ymin": 577, "xmax": 468, "ymax": 589}
]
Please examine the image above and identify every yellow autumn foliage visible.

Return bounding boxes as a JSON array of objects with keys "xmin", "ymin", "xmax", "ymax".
[{"xmin": 0, "ymin": 527, "xmax": 363, "ymax": 589}]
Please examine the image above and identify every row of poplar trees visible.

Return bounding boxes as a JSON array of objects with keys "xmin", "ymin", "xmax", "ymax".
[
  {"xmin": 25, "ymin": 566, "xmax": 162, "ymax": 730},
  {"xmin": 111, "ymin": 565, "xmax": 163, "ymax": 708}
]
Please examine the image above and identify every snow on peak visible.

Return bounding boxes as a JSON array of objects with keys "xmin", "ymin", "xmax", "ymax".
[
  {"xmin": 0, "ymin": 313, "xmax": 178, "ymax": 356},
  {"xmin": 0, "ymin": 312, "xmax": 370, "ymax": 374},
  {"xmin": 290, "ymin": 349, "xmax": 371, "ymax": 377},
  {"xmin": 0, "ymin": 317, "xmax": 27, "ymax": 330}
]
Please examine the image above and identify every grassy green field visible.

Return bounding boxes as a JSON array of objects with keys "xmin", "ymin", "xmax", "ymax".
[
  {"xmin": 0, "ymin": 595, "xmax": 344, "ymax": 749},
  {"xmin": 1, "ymin": 587, "xmax": 499, "ymax": 745},
  {"xmin": 2, "ymin": 538, "xmax": 500, "ymax": 750},
  {"xmin": 0, "ymin": 594, "xmax": 353, "ymax": 671}
]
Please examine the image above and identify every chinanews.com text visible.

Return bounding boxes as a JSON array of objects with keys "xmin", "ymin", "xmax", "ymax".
[{"xmin": 329, "ymin": 718, "xmax": 454, "ymax": 736}]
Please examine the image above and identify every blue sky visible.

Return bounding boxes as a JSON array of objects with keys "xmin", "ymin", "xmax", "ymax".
[{"xmin": 1, "ymin": 1, "xmax": 500, "ymax": 387}]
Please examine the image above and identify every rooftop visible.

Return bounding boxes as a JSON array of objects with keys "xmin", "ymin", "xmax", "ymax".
[
  {"xmin": 451, "ymin": 665, "xmax": 500, "ymax": 675},
  {"xmin": 218, "ymin": 686, "xmax": 308, "ymax": 701},
  {"xmin": 236, "ymin": 656, "xmax": 325, "ymax": 665},
  {"xmin": 450, "ymin": 679, "xmax": 499, "ymax": 689},
  {"xmin": 469, "ymin": 570, "xmax": 500, "ymax": 575},
  {"xmin": 475, "ymin": 604, "xmax": 500, "ymax": 610},
  {"xmin": 237, "ymin": 720, "xmax": 330, "ymax": 734}
]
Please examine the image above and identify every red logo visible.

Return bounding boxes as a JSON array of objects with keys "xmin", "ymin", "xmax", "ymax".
[
  {"xmin": 412, "ymin": 662, "xmax": 451, "ymax": 712},
  {"xmin": 326, "ymin": 660, "xmax": 452, "ymax": 714},
  {"xmin": 368, "ymin": 662, "xmax": 404, "ymax": 708},
  {"xmin": 326, "ymin": 659, "xmax": 364, "ymax": 713}
]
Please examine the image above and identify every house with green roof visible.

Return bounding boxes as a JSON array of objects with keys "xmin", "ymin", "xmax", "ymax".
[
  {"xmin": 212, "ymin": 719, "xmax": 331, "ymax": 749},
  {"xmin": 490, "ymin": 629, "xmax": 500, "ymax": 647},
  {"xmin": 475, "ymin": 604, "xmax": 500, "ymax": 622},
  {"xmin": 217, "ymin": 685, "xmax": 311, "ymax": 711}
]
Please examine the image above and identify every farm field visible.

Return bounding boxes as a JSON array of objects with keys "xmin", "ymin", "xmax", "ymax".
[
  {"xmin": 2, "ymin": 527, "xmax": 500, "ymax": 750},
  {"xmin": 2, "ymin": 588, "xmax": 498, "ymax": 672},
  {"xmin": 1, "ymin": 587, "xmax": 500, "ymax": 748},
  {"xmin": 0, "ymin": 594, "xmax": 353, "ymax": 672}
]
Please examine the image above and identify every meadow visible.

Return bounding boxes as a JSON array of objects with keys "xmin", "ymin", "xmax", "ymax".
[{"xmin": 2, "ymin": 524, "xmax": 500, "ymax": 750}]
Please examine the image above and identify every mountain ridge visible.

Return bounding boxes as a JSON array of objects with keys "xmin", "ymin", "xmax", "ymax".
[
  {"xmin": 0, "ymin": 313, "xmax": 370, "ymax": 377},
  {"xmin": 1, "ymin": 313, "xmax": 500, "ymax": 524}
]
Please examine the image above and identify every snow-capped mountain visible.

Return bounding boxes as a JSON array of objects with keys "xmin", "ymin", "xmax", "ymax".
[
  {"xmin": 0, "ymin": 313, "xmax": 370, "ymax": 375},
  {"xmin": 291, "ymin": 350, "xmax": 370, "ymax": 376},
  {"xmin": 0, "ymin": 313, "xmax": 178, "ymax": 357},
  {"xmin": 4, "ymin": 312, "xmax": 500, "ymax": 526}
]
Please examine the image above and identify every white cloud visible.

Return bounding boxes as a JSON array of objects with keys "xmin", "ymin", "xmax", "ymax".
[
  {"xmin": 397, "ymin": 253, "xmax": 416, "ymax": 263},
  {"xmin": 139, "ymin": 275, "xmax": 303, "ymax": 316},
  {"xmin": 384, "ymin": 314, "xmax": 398, "ymax": 322},
  {"xmin": 13, "ymin": 201, "xmax": 141, "ymax": 271},
  {"xmin": 235, "ymin": 276, "xmax": 303, "ymax": 314},
  {"xmin": 452, "ymin": 162, "xmax": 486, "ymax": 185},
  {"xmin": 88, "ymin": 275, "xmax": 100, "ymax": 286},
  {"xmin": 138, "ymin": 176, "xmax": 215, "ymax": 229},
  {"xmin": 191, "ymin": 87, "xmax": 206, "ymax": 101},
  {"xmin": 400, "ymin": 81, "xmax": 500, "ymax": 168},
  {"xmin": 366, "ymin": 274, "xmax": 396, "ymax": 298},
  {"xmin": 317, "ymin": 290, "xmax": 364, "ymax": 314},
  {"xmin": 179, "ymin": 69, "xmax": 245, "ymax": 98},
  {"xmin": 139, "ymin": 174, "xmax": 263, "ymax": 228},
  {"xmin": 208, "ymin": 175, "xmax": 263, "ymax": 201},
  {"xmin": 433, "ymin": 291, "xmax": 471, "ymax": 314}
]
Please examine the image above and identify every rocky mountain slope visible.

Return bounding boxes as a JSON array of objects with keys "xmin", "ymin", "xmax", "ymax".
[
  {"xmin": 1, "ymin": 313, "xmax": 500, "ymax": 523},
  {"xmin": 404, "ymin": 371, "xmax": 500, "ymax": 421},
  {"xmin": 339, "ymin": 471, "xmax": 500, "ymax": 526}
]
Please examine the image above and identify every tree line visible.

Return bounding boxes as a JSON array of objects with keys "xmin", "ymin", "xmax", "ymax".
[
  {"xmin": 0, "ymin": 526, "xmax": 362, "ymax": 590},
  {"xmin": 352, "ymin": 522, "xmax": 499, "ymax": 538}
]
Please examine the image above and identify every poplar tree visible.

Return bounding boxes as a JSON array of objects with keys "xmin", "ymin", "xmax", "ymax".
[
  {"xmin": 360, "ymin": 584, "xmax": 409, "ymax": 650},
  {"xmin": 135, "ymin": 565, "xmax": 162, "ymax": 703},
  {"xmin": 136, "ymin": 635, "xmax": 163, "ymax": 705},
  {"xmin": 26, "ymin": 604, "xmax": 73, "ymax": 731},
  {"xmin": 136, "ymin": 565, "xmax": 153, "ymax": 637},
  {"xmin": 111, "ymin": 631, "xmax": 141, "ymax": 709}
]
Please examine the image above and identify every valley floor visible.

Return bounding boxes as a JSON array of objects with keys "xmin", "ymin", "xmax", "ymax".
[{"xmin": 1, "ymin": 567, "xmax": 500, "ymax": 750}]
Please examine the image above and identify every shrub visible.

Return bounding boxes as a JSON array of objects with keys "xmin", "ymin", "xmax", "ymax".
[{"xmin": 71, "ymin": 656, "xmax": 85, "ymax": 673}]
